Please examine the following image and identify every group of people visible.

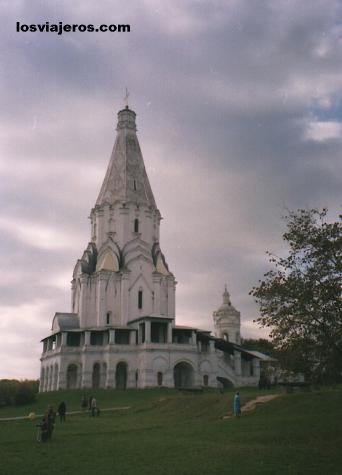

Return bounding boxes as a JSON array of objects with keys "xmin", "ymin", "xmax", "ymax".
[
  {"xmin": 36, "ymin": 391, "xmax": 240, "ymax": 442},
  {"xmin": 37, "ymin": 395, "xmax": 101, "ymax": 442},
  {"xmin": 36, "ymin": 404, "xmax": 57, "ymax": 442},
  {"xmin": 82, "ymin": 395, "xmax": 100, "ymax": 416},
  {"xmin": 36, "ymin": 401, "xmax": 67, "ymax": 442}
]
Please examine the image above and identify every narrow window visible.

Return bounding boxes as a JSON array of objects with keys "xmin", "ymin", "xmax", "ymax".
[
  {"xmin": 138, "ymin": 290, "xmax": 143, "ymax": 309},
  {"xmin": 133, "ymin": 179, "xmax": 137, "ymax": 191},
  {"xmin": 157, "ymin": 372, "xmax": 163, "ymax": 386},
  {"xmin": 134, "ymin": 218, "xmax": 139, "ymax": 233},
  {"xmin": 203, "ymin": 375, "xmax": 209, "ymax": 387},
  {"xmin": 106, "ymin": 312, "xmax": 111, "ymax": 325}
]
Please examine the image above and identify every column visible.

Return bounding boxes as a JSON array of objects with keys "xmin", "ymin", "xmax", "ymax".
[
  {"xmin": 191, "ymin": 331, "xmax": 197, "ymax": 345},
  {"xmin": 167, "ymin": 323, "xmax": 172, "ymax": 344},
  {"xmin": 61, "ymin": 332, "xmax": 68, "ymax": 346},
  {"xmin": 120, "ymin": 273, "xmax": 130, "ymax": 324},
  {"xmin": 106, "ymin": 365, "xmax": 115, "ymax": 388},
  {"xmin": 84, "ymin": 331, "xmax": 91, "ymax": 346},
  {"xmin": 79, "ymin": 275, "xmax": 88, "ymax": 326},
  {"xmin": 109, "ymin": 329, "xmax": 115, "ymax": 344},
  {"xmin": 97, "ymin": 273, "xmax": 107, "ymax": 326},
  {"xmin": 81, "ymin": 358, "xmax": 92, "ymax": 388},
  {"xmin": 145, "ymin": 320, "xmax": 151, "ymax": 343}
]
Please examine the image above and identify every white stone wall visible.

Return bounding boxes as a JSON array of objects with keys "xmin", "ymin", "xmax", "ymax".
[
  {"xmin": 39, "ymin": 338, "xmax": 260, "ymax": 392},
  {"xmin": 91, "ymin": 203, "xmax": 160, "ymax": 252}
]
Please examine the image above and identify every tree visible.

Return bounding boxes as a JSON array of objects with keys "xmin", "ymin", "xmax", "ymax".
[
  {"xmin": 241, "ymin": 338, "xmax": 275, "ymax": 357},
  {"xmin": 0, "ymin": 380, "xmax": 38, "ymax": 407},
  {"xmin": 250, "ymin": 208, "xmax": 342, "ymax": 383}
]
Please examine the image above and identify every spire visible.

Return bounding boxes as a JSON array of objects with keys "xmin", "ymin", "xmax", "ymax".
[
  {"xmin": 222, "ymin": 284, "xmax": 231, "ymax": 305},
  {"xmin": 124, "ymin": 87, "xmax": 129, "ymax": 108},
  {"xmin": 96, "ymin": 106, "xmax": 156, "ymax": 208}
]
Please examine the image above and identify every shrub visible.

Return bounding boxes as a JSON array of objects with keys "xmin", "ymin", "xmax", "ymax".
[{"xmin": 0, "ymin": 379, "xmax": 39, "ymax": 407}]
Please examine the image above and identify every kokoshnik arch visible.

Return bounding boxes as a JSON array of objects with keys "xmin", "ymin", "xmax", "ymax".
[{"xmin": 39, "ymin": 103, "xmax": 262, "ymax": 391}]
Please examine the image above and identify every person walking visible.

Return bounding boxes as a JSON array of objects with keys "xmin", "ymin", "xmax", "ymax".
[
  {"xmin": 233, "ymin": 391, "xmax": 241, "ymax": 417},
  {"xmin": 36, "ymin": 415, "xmax": 49, "ymax": 442},
  {"xmin": 58, "ymin": 401, "xmax": 66, "ymax": 422},
  {"xmin": 91, "ymin": 397, "xmax": 97, "ymax": 417}
]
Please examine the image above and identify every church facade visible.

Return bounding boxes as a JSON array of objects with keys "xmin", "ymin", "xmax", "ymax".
[{"xmin": 39, "ymin": 105, "xmax": 261, "ymax": 392}]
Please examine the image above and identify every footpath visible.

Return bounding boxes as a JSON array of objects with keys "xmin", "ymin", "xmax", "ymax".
[
  {"xmin": 223, "ymin": 394, "xmax": 280, "ymax": 419},
  {"xmin": 0, "ymin": 406, "xmax": 131, "ymax": 422}
]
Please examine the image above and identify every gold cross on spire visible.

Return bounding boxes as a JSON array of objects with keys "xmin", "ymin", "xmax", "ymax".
[{"xmin": 124, "ymin": 87, "xmax": 129, "ymax": 108}]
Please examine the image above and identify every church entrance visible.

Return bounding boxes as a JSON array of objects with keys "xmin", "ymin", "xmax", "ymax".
[
  {"xmin": 66, "ymin": 364, "xmax": 78, "ymax": 389},
  {"xmin": 173, "ymin": 362, "xmax": 194, "ymax": 389},
  {"xmin": 116, "ymin": 362, "xmax": 127, "ymax": 389},
  {"xmin": 92, "ymin": 363, "xmax": 100, "ymax": 388}
]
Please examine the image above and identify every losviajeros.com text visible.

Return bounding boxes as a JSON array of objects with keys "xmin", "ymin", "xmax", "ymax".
[{"xmin": 16, "ymin": 21, "xmax": 130, "ymax": 35}]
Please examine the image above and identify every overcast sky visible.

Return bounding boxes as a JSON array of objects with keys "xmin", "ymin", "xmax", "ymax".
[{"xmin": 1, "ymin": 0, "xmax": 341, "ymax": 379}]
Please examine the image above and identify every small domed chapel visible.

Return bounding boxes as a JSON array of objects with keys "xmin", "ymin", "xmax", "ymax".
[{"xmin": 39, "ymin": 105, "xmax": 261, "ymax": 392}]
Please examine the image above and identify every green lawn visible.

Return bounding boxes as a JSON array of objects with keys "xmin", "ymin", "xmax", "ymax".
[{"xmin": 0, "ymin": 387, "xmax": 341, "ymax": 475}]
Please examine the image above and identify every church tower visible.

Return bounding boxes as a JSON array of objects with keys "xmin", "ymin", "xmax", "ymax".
[
  {"xmin": 39, "ymin": 101, "xmax": 261, "ymax": 392},
  {"xmin": 71, "ymin": 105, "xmax": 176, "ymax": 328},
  {"xmin": 213, "ymin": 286, "xmax": 241, "ymax": 344}
]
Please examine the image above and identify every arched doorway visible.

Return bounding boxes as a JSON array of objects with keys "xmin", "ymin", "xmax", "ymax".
[
  {"xmin": 66, "ymin": 364, "xmax": 78, "ymax": 389},
  {"xmin": 174, "ymin": 362, "xmax": 194, "ymax": 389},
  {"xmin": 92, "ymin": 363, "xmax": 100, "ymax": 388},
  {"xmin": 116, "ymin": 362, "xmax": 127, "ymax": 389}
]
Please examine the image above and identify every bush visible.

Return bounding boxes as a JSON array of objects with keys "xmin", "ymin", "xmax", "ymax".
[
  {"xmin": 0, "ymin": 379, "xmax": 39, "ymax": 407},
  {"xmin": 14, "ymin": 382, "xmax": 37, "ymax": 406}
]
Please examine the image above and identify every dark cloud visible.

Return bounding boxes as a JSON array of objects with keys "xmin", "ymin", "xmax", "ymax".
[{"xmin": 0, "ymin": 0, "xmax": 341, "ymax": 378}]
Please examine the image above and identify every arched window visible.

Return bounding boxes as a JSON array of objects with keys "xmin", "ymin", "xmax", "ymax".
[
  {"xmin": 66, "ymin": 364, "xmax": 79, "ymax": 389},
  {"xmin": 138, "ymin": 289, "xmax": 143, "ymax": 309},
  {"xmin": 106, "ymin": 312, "xmax": 111, "ymax": 325},
  {"xmin": 134, "ymin": 218, "xmax": 139, "ymax": 233},
  {"xmin": 157, "ymin": 372, "xmax": 163, "ymax": 386},
  {"xmin": 203, "ymin": 374, "xmax": 209, "ymax": 387}
]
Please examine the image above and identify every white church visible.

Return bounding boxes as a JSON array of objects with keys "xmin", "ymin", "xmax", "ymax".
[{"xmin": 39, "ymin": 104, "xmax": 261, "ymax": 392}]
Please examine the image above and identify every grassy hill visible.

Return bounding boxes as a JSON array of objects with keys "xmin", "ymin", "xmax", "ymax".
[{"xmin": 1, "ymin": 387, "xmax": 341, "ymax": 475}]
